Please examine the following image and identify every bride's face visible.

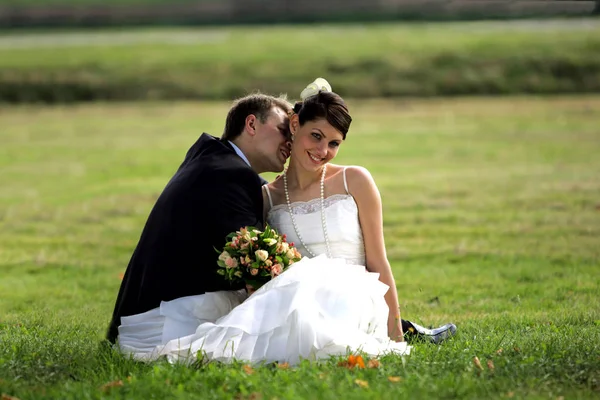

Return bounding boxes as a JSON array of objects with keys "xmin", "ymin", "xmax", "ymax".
[{"xmin": 290, "ymin": 117, "xmax": 343, "ymax": 171}]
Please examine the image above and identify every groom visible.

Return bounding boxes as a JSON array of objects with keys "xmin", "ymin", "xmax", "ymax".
[{"xmin": 107, "ymin": 93, "xmax": 455, "ymax": 345}]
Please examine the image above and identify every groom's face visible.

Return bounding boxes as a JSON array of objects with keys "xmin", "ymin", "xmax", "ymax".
[{"xmin": 255, "ymin": 107, "xmax": 291, "ymax": 173}]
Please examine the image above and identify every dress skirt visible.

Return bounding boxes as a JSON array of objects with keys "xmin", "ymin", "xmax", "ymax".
[{"xmin": 117, "ymin": 255, "xmax": 411, "ymax": 365}]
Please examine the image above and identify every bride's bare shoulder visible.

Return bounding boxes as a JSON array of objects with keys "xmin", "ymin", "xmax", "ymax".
[
  {"xmin": 337, "ymin": 165, "xmax": 378, "ymax": 195},
  {"xmin": 265, "ymin": 175, "xmax": 284, "ymax": 192},
  {"xmin": 332, "ymin": 164, "xmax": 373, "ymax": 181},
  {"xmin": 263, "ymin": 176, "xmax": 285, "ymax": 204}
]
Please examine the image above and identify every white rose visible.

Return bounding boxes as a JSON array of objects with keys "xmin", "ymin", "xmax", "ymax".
[
  {"xmin": 276, "ymin": 241, "xmax": 289, "ymax": 254},
  {"xmin": 263, "ymin": 238, "xmax": 277, "ymax": 246},
  {"xmin": 218, "ymin": 251, "xmax": 230, "ymax": 262},
  {"xmin": 255, "ymin": 250, "xmax": 269, "ymax": 262},
  {"xmin": 280, "ymin": 242, "xmax": 289, "ymax": 253},
  {"xmin": 286, "ymin": 249, "xmax": 295, "ymax": 259}
]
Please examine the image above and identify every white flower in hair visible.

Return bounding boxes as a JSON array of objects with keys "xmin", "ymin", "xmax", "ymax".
[{"xmin": 300, "ymin": 78, "xmax": 332, "ymax": 101}]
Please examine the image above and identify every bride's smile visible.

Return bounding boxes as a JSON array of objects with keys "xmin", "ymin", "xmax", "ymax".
[
  {"xmin": 307, "ymin": 151, "xmax": 324, "ymax": 164},
  {"xmin": 289, "ymin": 120, "xmax": 344, "ymax": 175}
]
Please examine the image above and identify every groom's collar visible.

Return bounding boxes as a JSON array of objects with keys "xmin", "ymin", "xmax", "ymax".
[{"xmin": 228, "ymin": 140, "xmax": 251, "ymax": 168}]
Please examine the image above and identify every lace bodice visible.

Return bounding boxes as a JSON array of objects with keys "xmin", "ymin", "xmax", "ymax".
[{"xmin": 266, "ymin": 194, "xmax": 366, "ymax": 265}]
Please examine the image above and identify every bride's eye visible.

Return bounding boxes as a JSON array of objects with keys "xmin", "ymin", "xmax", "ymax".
[
  {"xmin": 312, "ymin": 133, "xmax": 322, "ymax": 140},
  {"xmin": 329, "ymin": 142, "xmax": 340, "ymax": 148}
]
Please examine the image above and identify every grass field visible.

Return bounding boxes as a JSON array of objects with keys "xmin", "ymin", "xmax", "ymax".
[
  {"xmin": 1, "ymin": 19, "xmax": 599, "ymax": 102},
  {"xmin": 1, "ymin": 96, "xmax": 599, "ymax": 399}
]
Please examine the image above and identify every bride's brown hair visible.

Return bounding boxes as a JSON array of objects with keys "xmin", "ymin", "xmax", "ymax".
[{"xmin": 293, "ymin": 91, "xmax": 352, "ymax": 139}]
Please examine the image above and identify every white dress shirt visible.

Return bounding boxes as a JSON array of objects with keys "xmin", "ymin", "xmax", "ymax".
[{"xmin": 228, "ymin": 141, "xmax": 251, "ymax": 167}]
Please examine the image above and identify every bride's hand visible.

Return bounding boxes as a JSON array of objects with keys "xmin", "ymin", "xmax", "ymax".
[
  {"xmin": 246, "ymin": 284, "xmax": 257, "ymax": 296},
  {"xmin": 388, "ymin": 316, "xmax": 405, "ymax": 342}
]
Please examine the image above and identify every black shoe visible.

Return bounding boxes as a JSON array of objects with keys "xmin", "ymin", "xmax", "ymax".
[{"xmin": 402, "ymin": 320, "xmax": 457, "ymax": 344}]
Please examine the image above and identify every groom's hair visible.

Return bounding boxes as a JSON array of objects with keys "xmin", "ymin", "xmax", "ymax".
[{"xmin": 222, "ymin": 93, "xmax": 292, "ymax": 141}]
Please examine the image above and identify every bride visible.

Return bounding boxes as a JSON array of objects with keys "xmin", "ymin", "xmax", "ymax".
[{"xmin": 118, "ymin": 80, "xmax": 412, "ymax": 364}]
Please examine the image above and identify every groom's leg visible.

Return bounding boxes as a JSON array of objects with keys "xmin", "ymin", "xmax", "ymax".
[{"xmin": 401, "ymin": 319, "xmax": 457, "ymax": 344}]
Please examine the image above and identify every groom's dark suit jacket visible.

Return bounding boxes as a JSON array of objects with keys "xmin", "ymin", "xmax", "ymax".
[{"xmin": 106, "ymin": 133, "xmax": 264, "ymax": 343}]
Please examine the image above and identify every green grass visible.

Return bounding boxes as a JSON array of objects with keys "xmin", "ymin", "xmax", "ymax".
[
  {"xmin": 1, "ymin": 96, "xmax": 599, "ymax": 399},
  {"xmin": 1, "ymin": 20, "xmax": 600, "ymax": 102}
]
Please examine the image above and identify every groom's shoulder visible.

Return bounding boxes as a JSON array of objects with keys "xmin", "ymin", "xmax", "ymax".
[
  {"xmin": 194, "ymin": 133, "xmax": 232, "ymax": 157},
  {"xmin": 202, "ymin": 149, "xmax": 258, "ymax": 183},
  {"xmin": 187, "ymin": 134, "xmax": 247, "ymax": 170}
]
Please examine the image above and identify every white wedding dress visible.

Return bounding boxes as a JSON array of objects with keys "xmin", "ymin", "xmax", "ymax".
[{"xmin": 118, "ymin": 176, "xmax": 411, "ymax": 365}]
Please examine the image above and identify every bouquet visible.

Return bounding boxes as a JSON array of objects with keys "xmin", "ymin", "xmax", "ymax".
[{"xmin": 216, "ymin": 225, "xmax": 303, "ymax": 290}]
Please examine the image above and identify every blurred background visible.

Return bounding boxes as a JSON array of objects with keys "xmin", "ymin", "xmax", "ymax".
[{"xmin": 0, "ymin": 0, "xmax": 598, "ymax": 103}]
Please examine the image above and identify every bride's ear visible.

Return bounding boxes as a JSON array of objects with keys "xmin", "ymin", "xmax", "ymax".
[{"xmin": 289, "ymin": 114, "xmax": 299, "ymax": 136}]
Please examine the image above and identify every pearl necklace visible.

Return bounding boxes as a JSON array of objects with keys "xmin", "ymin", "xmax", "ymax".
[{"xmin": 283, "ymin": 164, "xmax": 332, "ymax": 258}]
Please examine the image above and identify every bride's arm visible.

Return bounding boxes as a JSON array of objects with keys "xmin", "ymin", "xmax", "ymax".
[{"xmin": 346, "ymin": 166, "xmax": 404, "ymax": 342}]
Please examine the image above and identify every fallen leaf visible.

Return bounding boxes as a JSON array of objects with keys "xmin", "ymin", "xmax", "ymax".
[
  {"xmin": 339, "ymin": 354, "xmax": 365, "ymax": 369},
  {"xmin": 507, "ymin": 392, "xmax": 515, "ymax": 398},
  {"xmin": 100, "ymin": 380, "xmax": 123, "ymax": 392},
  {"xmin": 346, "ymin": 355, "xmax": 357, "ymax": 367},
  {"xmin": 513, "ymin": 347, "xmax": 520, "ymax": 353},
  {"xmin": 367, "ymin": 359, "xmax": 380, "ymax": 369},
  {"xmin": 242, "ymin": 365, "xmax": 254, "ymax": 375},
  {"xmin": 276, "ymin": 362, "xmax": 289, "ymax": 370},
  {"xmin": 354, "ymin": 355, "xmax": 365, "ymax": 369},
  {"xmin": 388, "ymin": 376, "xmax": 402, "ymax": 383},
  {"xmin": 556, "ymin": 397, "xmax": 564, "ymax": 400},
  {"xmin": 473, "ymin": 356, "xmax": 483, "ymax": 371},
  {"xmin": 487, "ymin": 359, "xmax": 495, "ymax": 372},
  {"xmin": 354, "ymin": 379, "xmax": 369, "ymax": 388},
  {"xmin": 496, "ymin": 348, "xmax": 503, "ymax": 355},
  {"xmin": 318, "ymin": 372, "xmax": 327, "ymax": 380},
  {"xmin": 118, "ymin": 273, "xmax": 124, "ymax": 280},
  {"xmin": 2, "ymin": 394, "xmax": 21, "ymax": 400}
]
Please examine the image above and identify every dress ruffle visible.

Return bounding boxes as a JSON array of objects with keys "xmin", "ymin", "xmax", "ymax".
[{"xmin": 118, "ymin": 255, "xmax": 411, "ymax": 365}]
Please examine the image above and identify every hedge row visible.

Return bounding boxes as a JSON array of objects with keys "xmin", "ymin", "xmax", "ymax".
[{"xmin": 1, "ymin": 23, "xmax": 599, "ymax": 102}]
